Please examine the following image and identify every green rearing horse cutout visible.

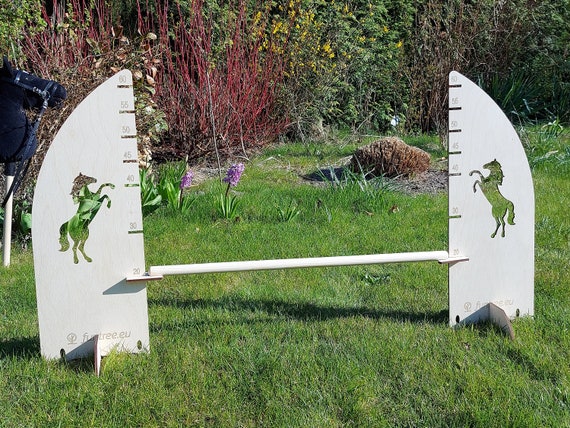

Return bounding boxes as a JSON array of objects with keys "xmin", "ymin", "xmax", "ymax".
[
  {"xmin": 469, "ymin": 159, "xmax": 516, "ymax": 238},
  {"xmin": 59, "ymin": 173, "xmax": 115, "ymax": 264}
]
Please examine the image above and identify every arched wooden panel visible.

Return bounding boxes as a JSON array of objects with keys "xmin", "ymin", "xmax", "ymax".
[
  {"xmin": 32, "ymin": 70, "xmax": 149, "ymax": 360},
  {"xmin": 448, "ymin": 71, "xmax": 534, "ymax": 326}
]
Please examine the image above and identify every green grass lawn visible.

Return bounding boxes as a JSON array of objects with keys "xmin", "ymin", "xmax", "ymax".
[{"xmin": 1, "ymin": 131, "xmax": 569, "ymax": 427}]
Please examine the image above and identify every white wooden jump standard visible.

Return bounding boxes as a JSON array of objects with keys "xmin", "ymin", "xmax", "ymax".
[
  {"xmin": 31, "ymin": 70, "xmax": 534, "ymax": 364},
  {"xmin": 2, "ymin": 173, "xmax": 14, "ymax": 266}
]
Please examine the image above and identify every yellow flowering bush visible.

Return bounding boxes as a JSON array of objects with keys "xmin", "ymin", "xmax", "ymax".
[{"xmin": 269, "ymin": 0, "xmax": 416, "ymax": 137}]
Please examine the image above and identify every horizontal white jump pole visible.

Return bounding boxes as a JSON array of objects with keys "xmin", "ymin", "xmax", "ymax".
[{"xmin": 143, "ymin": 251, "xmax": 455, "ymax": 279}]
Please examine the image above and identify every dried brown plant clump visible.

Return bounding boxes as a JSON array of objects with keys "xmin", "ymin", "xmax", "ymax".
[{"xmin": 350, "ymin": 136, "xmax": 430, "ymax": 178}]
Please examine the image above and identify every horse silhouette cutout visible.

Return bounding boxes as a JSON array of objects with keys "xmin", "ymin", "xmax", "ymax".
[
  {"xmin": 59, "ymin": 173, "xmax": 115, "ymax": 263},
  {"xmin": 469, "ymin": 159, "xmax": 515, "ymax": 238}
]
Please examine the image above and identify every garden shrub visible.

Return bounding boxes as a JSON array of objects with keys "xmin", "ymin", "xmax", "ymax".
[
  {"xmin": 134, "ymin": 0, "xmax": 292, "ymax": 162},
  {"xmin": 0, "ymin": 0, "xmax": 44, "ymax": 59},
  {"xmin": 17, "ymin": 0, "xmax": 164, "ymax": 175},
  {"xmin": 405, "ymin": 0, "xmax": 570, "ymax": 136},
  {"xmin": 281, "ymin": 0, "xmax": 416, "ymax": 138},
  {"xmin": 6, "ymin": 0, "xmax": 569, "ymax": 164}
]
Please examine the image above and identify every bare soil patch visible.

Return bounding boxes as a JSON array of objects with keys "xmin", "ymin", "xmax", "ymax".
[{"xmin": 303, "ymin": 157, "xmax": 448, "ymax": 195}]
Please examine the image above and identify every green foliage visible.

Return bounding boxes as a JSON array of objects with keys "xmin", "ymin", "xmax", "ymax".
[
  {"xmin": 514, "ymin": 1, "xmax": 570, "ymax": 122},
  {"xmin": 17, "ymin": 201, "xmax": 32, "ymax": 236},
  {"xmin": 0, "ymin": 197, "xmax": 33, "ymax": 246},
  {"xmin": 157, "ymin": 162, "xmax": 184, "ymax": 206},
  {"xmin": 217, "ymin": 192, "xmax": 241, "ymax": 220},
  {"xmin": 323, "ymin": 0, "xmax": 414, "ymax": 130},
  {"xmin": 140, "ymin": 163, "xmax": 197, "ymax": 216},
  {"xmin": 139, "ymin": 168, "xmax": 162, "ymax": 216},
  {"xmin": 281, "ymin": 0, "xmax": 568, "ymax": 137},
  {"xmin": 522, "ymin": 122, "xmax": 570, "ymax": 170},
  {"xmin": 283, "ymin": 0, "xmax": 415, "ymax": 137},
  {"xmin": 8, "ymin": 0, "xmax": 569, "ymax": 165},
  {"xmin": 276, "ymin": 200, "xmax": 301, "ymax": 222},
  {"xmin": 157, "ymin": 162, "xmax": 196, "ymax": 214},
  {"xmin": 481, "ymin": 71, "xmax": 542, "ymax": 124},
  {"xmin": 317, "ymin": 165, "xmax": 399, "ymax": 215},
  {"xmin": 0, "ymin": 0, "xmax": 44, "ymax": 58},
  {"xmin": 406, "ymin": 0, "xmax": 570, "ymax": 134},
  {"xmin": 179, "ymin": 192, "xmax": 197, "ymax": 215},
  {"xmin": 215, "ymin": 163, "xmax": 245, "ymax": 220}
]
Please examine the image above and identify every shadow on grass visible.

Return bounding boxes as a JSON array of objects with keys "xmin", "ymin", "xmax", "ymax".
[
  {"xmin": 303, "ymin": 166, "xmax": 345, "ymax": 183},
  {"xmin": 0, "ymin": 336, "xmax": 41, "ymax": 359},
  {"xmin": 1, "ymin": 336, "xmax": 107, "ymax": 374},
  {"xmin": 148, "ymin": 296, "xmax": 448, "ymax": 332}
]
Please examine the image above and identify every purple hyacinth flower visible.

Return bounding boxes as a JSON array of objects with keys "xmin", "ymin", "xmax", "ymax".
[
  {"xmin": 223, "ymin": 163, "xmax": 245, "ymax": 187},
  {"xmin": 180, "ymin": 170, "xmax": 194, "ymax": 189}
]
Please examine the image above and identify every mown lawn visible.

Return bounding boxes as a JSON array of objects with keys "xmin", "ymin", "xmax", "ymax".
[{"xmin": 1, "ymin": 131, "xmax": 569, "ymax": 427}]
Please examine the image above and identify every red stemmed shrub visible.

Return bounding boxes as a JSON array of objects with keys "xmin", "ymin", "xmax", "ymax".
[
  {"xmin": 144, "ymin": 0, "xmax": 291, "ymax": 161},
  {"xmin": 20, "ymin": 0, "xmax": 292, "ymax": 166}
]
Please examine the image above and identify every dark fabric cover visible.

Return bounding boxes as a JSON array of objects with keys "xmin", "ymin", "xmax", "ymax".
[
  {"xmin": 0, "ymin": 58, "xmax": 34, "ymax": 163},
  {"xmin": 0, "ymin": 57, "xmax": 67, "ymax": 163}
]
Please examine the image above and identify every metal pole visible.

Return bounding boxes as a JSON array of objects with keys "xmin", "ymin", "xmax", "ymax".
[
  {"xmin": 148, "ymin": 251, "xmax": 450, "ymax": 277},
  {"xmin": 3, "ymin": 167, "xmax": 15, "ymax": 267}
]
